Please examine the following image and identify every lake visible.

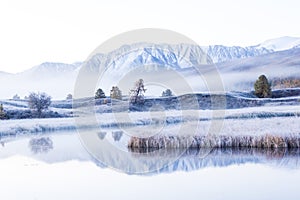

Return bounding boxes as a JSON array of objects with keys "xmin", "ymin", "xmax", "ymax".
[{"xmin": 0, "ymin": 130, "xmax": 300, "ymax": 200}]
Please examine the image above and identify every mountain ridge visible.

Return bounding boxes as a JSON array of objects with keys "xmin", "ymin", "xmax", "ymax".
[
  {"xmin": 0, "ymin": 37, "xmax": 299, "ymax": 99},
  {"xmin": 3, "ymin": 36, "xmax": 300, "ymax": 75}
]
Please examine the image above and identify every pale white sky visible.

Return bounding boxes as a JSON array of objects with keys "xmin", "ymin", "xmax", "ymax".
[{"xmin": 0, "ymin": 0, "xmax": 299, "ymax": 73}]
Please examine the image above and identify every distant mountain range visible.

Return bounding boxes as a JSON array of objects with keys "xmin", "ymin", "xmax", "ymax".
[
  {"xmin": 256, "ymin": 36, "xmax": 300, "ymax": 51},
  {"xmin": 203, "ymin": 45, "xmax": 272, "ymax": 63},
  {"xmin": 0, "ymin": 36, "xmax": 299, "ymax": 99},
  {"xmin": 204, "ymin": 36, "xmax": 300, "ymax": 63}
]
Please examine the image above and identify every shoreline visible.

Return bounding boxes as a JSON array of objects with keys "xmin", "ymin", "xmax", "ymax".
[{"xmin": 1, "ymin": 105, "xmax": 300, "ymax": 149}]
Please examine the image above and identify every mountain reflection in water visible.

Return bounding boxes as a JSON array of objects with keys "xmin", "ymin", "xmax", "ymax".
[{"xmin": 0, "ymin": 131, "xmax": 299, "ymax": 175}]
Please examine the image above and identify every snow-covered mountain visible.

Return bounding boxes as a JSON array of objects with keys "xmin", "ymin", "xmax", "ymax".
[
  {"xmin": 25, "ymin": 62, "xmax": 81, "ymax": 74},
  {"xmin": 204, "ymin": 36, "xmax": 300, "ymax": 63},
  {"xmin": 84, "ymin": 42, "xmax": 273, "ymax": 72},
  {"xmin": 74, "ymin": 43, "xmax": 300, "ymax": 97},
  {"xmin": 203, "ymin": 45, "xmax": 272, "ymax": 63},
  {"xmin": 20, "ymin": 62, "xmax": 82, "ymax": 80},
  {"xmin": 0, "ymin": 37, "xmax": 299, "ymax": 99},
  {"xmin": 256, "ymin": 36, "xmax": 300, "ymax": 51}
]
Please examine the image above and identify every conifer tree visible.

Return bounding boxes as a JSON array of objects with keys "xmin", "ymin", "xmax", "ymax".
[
  {"xmin": 254, "ymin": 75, "xmax": 272, "ymax": 98},
  {"xmin": 95, "ymin": 88, "xmax": 106, "ymax": 99},
  {"xmin": 0, "ymin": 104, "xmax": 6, "ymax": 119}
]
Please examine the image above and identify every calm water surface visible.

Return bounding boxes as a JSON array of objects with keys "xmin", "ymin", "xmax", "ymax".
[{"xmin": 0, "ymin": 131, "xmax": 300, "ymax": 200}]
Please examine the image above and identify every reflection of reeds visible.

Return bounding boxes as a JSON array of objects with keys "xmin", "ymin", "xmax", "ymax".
[
  {"xmin": 126, "ymin": 135, "xmax": 300, "ymax": 174},
  {"xmin": 128, "ymin": 134, "xmax": 300, "ymax": 149},
  {"xmin": 127, "ymin": 147, "xmax": 300, "ymax": 175}
]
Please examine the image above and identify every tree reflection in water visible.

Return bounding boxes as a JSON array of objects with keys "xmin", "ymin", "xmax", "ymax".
[
  {"xmin": 29, "ymin": 137, "xmax": 53, "ymax": 154},
  {"xmin": 97, "ymin": 132, "xmax": 107, "ymax": 140},
  {"xmin": 112, "ymin": 131, "xmax": 123, "ymax": 142}
]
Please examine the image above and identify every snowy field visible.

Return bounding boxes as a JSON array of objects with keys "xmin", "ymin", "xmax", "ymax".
[
  {"xmin": 1, "ymin": 105, "xmax": 299, "ymax": 134},
  {"xmin": 1, "ymin": 91, "xmax": 300, "ymax": 149},
  {"xmin": 0, "ymin": 104, "xmax": 299, "ymax": 147}
]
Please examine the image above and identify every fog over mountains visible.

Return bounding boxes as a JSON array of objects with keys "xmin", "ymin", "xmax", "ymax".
[{"xmin": 1, "ymin": 36, "xmax": 299, "ymax": 99}]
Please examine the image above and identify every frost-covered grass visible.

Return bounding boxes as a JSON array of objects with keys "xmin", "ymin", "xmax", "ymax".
[
  {"xmin": 128, "ymin": 132, "xmax": 300, "ymax": 149},
  {"xmin": 127, "ymin": 112, "xmax": 300, "ymax": 149},
  {"xmin": 0, "ymin": 104, "xmax": 300, "ymax": 142},
  {"xmin": 0, "ymin": 118, "xmax": 76, "ymax": 136},
  {"xmin": 92, "ymin": 105, "xmax": 300, "ymax": 131},
  {"xmin": 0, "ymin": 99, "xmax": 73, "ymax": 119},
  {"xmin": 1, "ymin": 95, "xmax": 300, "ymax": 149}
]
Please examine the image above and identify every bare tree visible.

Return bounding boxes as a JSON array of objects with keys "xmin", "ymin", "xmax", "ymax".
[
  {"xmin": 130, "ymin": 79, "xmax": 146, "ymax": 104},
  {"xmin": 28, "ymin": 92, "xmax": 52, "ymax": 117}
]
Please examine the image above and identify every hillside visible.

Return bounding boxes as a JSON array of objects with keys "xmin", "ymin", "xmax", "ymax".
[{"xmin": 0, "ymin": 37, "xmax": 299, "ymax": 99}]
